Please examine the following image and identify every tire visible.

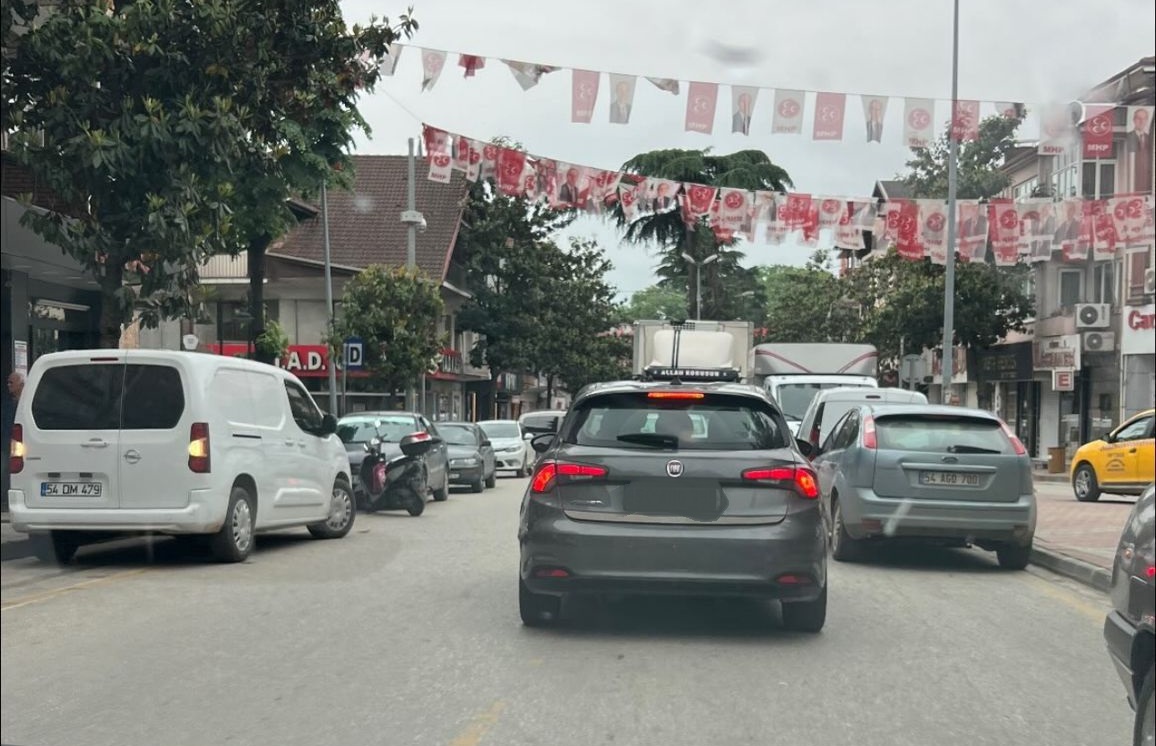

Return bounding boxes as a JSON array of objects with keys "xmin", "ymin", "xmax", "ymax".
[
  {"xmin": 308, "ymin": 478, "xmax": 356, "ymax": 540},
  {"xmin": 781, "ymin": 584, "xmax": 827, "ymax": 633},
  {"xmin": 209, "ymin": 485, "xmax": 256, "ymax": 563},
  {"xmin": 485, "ymin": 470, "xmax": 496, "ymax": 489},
  {"xmin": 432, "ymin": 469, "xmax": 449, "ymax": 502},
  {"xmin": 406, "ymin": 491, "xmax": 426, "ymax": 517},
  {"xmin": 1135, "ymin": 667, "xmax": 1154, "ymax": 746},
  {"xmin": 830, "ymin": 499, "xmax": 864, "ymax": 563},
  {"xmin": 32, "ymin": 531, "xmax": 83, "ymax": 565},
  {"xmin": 1072, "ymin": 464, "xmax": 1101, "ymax": 502},
  {"xmin": 519, "ymin": 578, "xmax": 561, "ymax": 627},
  {"xmin": 996, "ymin": 541, "xmax": 1032, "ymax": 570},
  {"xmin": 470, "ymin": 476, "xmax": 484, "ymax": 493}
]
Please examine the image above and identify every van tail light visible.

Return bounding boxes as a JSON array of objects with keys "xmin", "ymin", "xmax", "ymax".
[
  {"xmin": 530, "ymin": 460, "xmax": 608, "ymax": 495},
  {"xmin": 742, "ymin": 465, "xmax": 820, "ymax": 499},
  {"xmin": 998, "ymin": 420, "xmax": 1028, "ymax": 456},
  {"xmin": 9, "ymin": 424, "xmax": 24, "ymax": 474},
  {"xmin": 188, "ymin": 422, "xmax": 211, "ymax": 473},
  {"xmin": 862, "ymin": 415, "xmax": 877, "ymax": 450}
]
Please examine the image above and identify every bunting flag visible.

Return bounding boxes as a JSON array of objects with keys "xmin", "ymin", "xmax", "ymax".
[
  {"xmin": 608, "ymin": 74, "xmax": 636, "ymax": 125},
  {"xmin": 419, "ymin": 49, "xmax": 446, "ymax": 91},
  {"xmin": 421, "ymin": 123, "xmax": 1156, "ymax": 268}
]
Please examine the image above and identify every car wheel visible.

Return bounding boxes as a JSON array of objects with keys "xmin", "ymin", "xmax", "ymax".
[
  {"xmin": 308, "ymin": 478, "xmax": 356, "ymax": 539},
  {"xmin": 32, "ymin": 531, "xmax": 83, "ymax": 565},
  {"xmin": 830, "ymin": 499, "xmax": 863, "ymax": 562},
  {"xmin": 433, "ymin": 469, "xmax": 449, "ymax": 502},
  {"xmin": 471, "ymin": 476, "xmax": 484, "ymax": 493},
  {"xmin": 209, "ymin": 485, "xmax": 256, "ymax": 562},
  {"xmin": 485, "ymin": 470, "xmax": 496, "ymax": 489},
  {"xmin": 996, "ymin": 541, "xmax": 1032, "ymax": 570},
  {"xmin": 781, "ymin": 584, "xmax": 827, "ymax": 633},
  {"xmin": 1072, "ymin": 464, "xmax": 1101, "ymax": 502},
  {"xmin": 1136, "ymin": 668, "xmax": 1154, "ymax": 746},
  {"xmin": 519, "ymin": 578, "xmax": 561, "ymax": 627}
]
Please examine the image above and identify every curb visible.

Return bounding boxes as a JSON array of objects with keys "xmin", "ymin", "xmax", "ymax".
[
  {"xmin": 1031, "ymin": 544, "xmax": 1112, "ymax": 592},
  {"xmin": 0, "ymin": 536, "xmax": 37, "ymax": 562}
]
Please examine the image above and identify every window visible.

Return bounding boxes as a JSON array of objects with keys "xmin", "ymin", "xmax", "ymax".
[
  {"xmin": 31, "ymin": 364, "xmax": 124, "ymax": 430},
  {"xmin": 213, "ymin": 301, "xmax": 280, "ymax": 342},
  {"xmin": 1081, "ymin": 161, "xmax": 1117, "ymax": 200},
  {"xmin": 831, "ymin": 409, "xmax": 861, "ymax": 450},
  {"xmin": 1127, "ymin": 250, "xmax": 1151, "ymax": 300},
  {"xmin": 1058, "ymin": 269, "xmax": 1083, "ymax": 309},
  {"xmin": 337, "ymin": 415, "xmax": 418, "ymax": 444},
  {"xmin": 284, "ymin": 381, "xmax": 323, "ymax": 432},
  {"xmin": 121, "ymin": 365, "xmax": 185, "ymax": 430},
  {"xmin": 1093, "ymin": 261, "xmax": 1116, "ymax": 305},
  {"xmin": 438, "ymin": 425, "xmax": 479, "ymax": 446},
  {"xmin": 874, "ymin": 415, "xmax": 1016, "ymax": 454},
  {"xmin": 1113, "ymin": 415, "xmax": 1153, "ymax": 442}
]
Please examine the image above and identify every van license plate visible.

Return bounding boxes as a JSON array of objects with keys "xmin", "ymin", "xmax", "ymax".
[
  {"xmin": 41, "ymin": 482, "xmax": 103, "ymax": 497},
  {"xmin": 919, "ymin": 472, "xmax": 980, "ymax": 487}
]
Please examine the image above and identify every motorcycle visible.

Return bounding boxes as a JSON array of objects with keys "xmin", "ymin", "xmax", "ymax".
[{"xmin": 358, "ymin": 426, "xmax": 439, "ymax": 517}]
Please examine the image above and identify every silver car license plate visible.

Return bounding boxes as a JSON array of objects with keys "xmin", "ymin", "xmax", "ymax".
[
  {"xmin": 41, "ymin": 482, "xmax": 103, "ymax": 497},
  {"xmin": 919, "ymin": 471, "xmax": 980, "ymax": 487}
]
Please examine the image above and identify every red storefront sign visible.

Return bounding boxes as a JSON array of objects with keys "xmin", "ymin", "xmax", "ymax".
[{"xmin": 210, "ymin": 343, "xmax": 368, "ymax": 378}]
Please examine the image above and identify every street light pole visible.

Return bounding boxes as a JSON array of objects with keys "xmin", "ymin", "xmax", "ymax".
[
  {"xmin": 321, "ymin": 180, "xmax": 338, "ymax": 416},
  {"xmin": 404, "ymin": 136, "xmax": 419, "ymax": 412},
  {"xmin": 681, "ymin": 251, "xmax": 720, "ymax": 320},
  {"xmin": 939, "ymin": 0, "xmax": 961, "ymax": 405}
]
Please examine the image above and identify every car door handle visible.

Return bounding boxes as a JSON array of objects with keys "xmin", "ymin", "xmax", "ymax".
[
  {"xmin": 1128, "ymin": 448, "xmax": 1137, "ymax": 453},
  {"xmin": 80, "ymin": 439, "xmax": 109, "ymax": 449},
  {"xmin": 123, "ymin": 449, "xmax": 141, "ymax": 464}
]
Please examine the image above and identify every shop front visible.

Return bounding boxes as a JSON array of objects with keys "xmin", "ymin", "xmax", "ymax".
[
  {"xmin": 1121, "ymin": 303, "xmax": 1156, "ymax": 419},
  {"xmin": 975, "ymin": 342, "xmax": 1040, "ymax": 458},
  {"xmin": 1032, "ymin": 334, "xmax": 1083, "ymax": 462},
  {"xmin": 923, "ymin": 345, "xmax": 974, "ymax": 406}
]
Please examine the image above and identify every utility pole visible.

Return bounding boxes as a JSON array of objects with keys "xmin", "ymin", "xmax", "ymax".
[
  {"xmin": 939, "ymin": 0, "xmax": 961, "ymax": 405},
  {"xmin": 321, "ymin": 180, "xmax": 338, "ymax": 416},
  {"xmin": 400, "ymin": 136, "xmax": 427, "ymax": 413},
  {"xmin": 681, "ymin": 251, "xmax": 720, "ymax": 320}
]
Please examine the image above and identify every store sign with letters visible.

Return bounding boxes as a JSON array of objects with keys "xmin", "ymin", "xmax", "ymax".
[
  {"xmin": 1120, "ymin": 304, "xmax": 1155, "ymax": 356},
  {"xmin": 1052, "ymin": 370, "xmax": 1075, "ymax": 392}
]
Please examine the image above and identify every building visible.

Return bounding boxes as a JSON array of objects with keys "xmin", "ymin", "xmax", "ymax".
[{"xmin": 138, "ymin": 155, "xmax": 494, "ymax": 418}]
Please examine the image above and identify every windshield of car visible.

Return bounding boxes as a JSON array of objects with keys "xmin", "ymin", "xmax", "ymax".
[
  {"xmin": 566, "ymin": 392, "xmax": 788, "ymax": 451},
  {"xmin": 480, "ymin": 421, "xmax": 520, "ymax": 439},
  {"xmin": 438, "ymin": 425, "xmax": 478, "ymax": 446},
  {"xmin": 874, "ymin": 415, "xmax": 1014, "ymax": 454},
  {"xmin": 775, "ymin": 382, "xmax": 873, "ymax": 421},
  {"xmin": 336, "ymin": 416, "xmax": 416, "ymax": 444}
]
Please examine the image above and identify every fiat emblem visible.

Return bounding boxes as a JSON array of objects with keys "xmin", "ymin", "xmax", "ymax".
[{"xmin": 666, "ymin": 460, "xmax": 684, "ymax": 478}]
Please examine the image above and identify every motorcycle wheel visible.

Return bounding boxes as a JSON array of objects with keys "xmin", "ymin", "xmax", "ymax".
[{"xmin": 406, "ymin": 491, "xmax": 426, "ymax": 517}]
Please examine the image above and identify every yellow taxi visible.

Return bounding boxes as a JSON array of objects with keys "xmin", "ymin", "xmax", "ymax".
[{"xmin": 1070, "ymin": 409, "xmax": 1155, "ymax": 502}]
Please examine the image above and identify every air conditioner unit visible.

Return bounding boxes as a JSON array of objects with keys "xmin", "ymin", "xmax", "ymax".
[
  {"xmin": 1083, "ymin": 331, "xmax": 1116, "ymax": 353},
  {"xmin": 1075, "ymin": 303, "xmax": 1110, "ymax": 329},
  {"xmin": 1146, "ymin": 267, "xmax": 1155, "ymax": 295}
]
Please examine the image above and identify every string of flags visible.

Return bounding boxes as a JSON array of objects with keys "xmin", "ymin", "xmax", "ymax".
[
  {"xmin": 423, "ymin": 124, "xmax": 1156, "ymax": 267},
  {"xmin": 378, "ymin": 44, "xmax": 1154, "ymax": 153}
]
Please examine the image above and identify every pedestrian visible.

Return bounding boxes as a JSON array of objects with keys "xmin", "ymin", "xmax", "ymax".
[{"xmin": 2, "ymin": 370, "xmax": 26, "ymax": 506}]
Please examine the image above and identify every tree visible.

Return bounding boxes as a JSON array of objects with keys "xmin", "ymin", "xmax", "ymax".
[
  {"xmin": 624, "ymin": 284, "xmax": 688, "ymax": 321},
  {"xmin": 328, "ymin": 265, "xmax": 444, "ymax": 397},
  {"xmin": 759, "ymin": 251, "xmax": 859, "ymax": 344},
  {"xmin": 902, "ymin": 113, "xmax": 1025, "ymax": 200},
  {"xmin": 613, "ymin": 148, "xmax": 792, "ymax": 319},
  {"xmin": 4, "ymin": 1, "xmax": 416, "ymax": 349}
]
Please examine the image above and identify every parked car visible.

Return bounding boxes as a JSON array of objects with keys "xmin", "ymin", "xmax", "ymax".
[
  {"xmin": 1071, "ymin": 409, "xmax": 1155, "ymax": 502},
  {"xmin": 797, "ymin": 386, "xmax": 928, "ymax": 452},
  {"xmin": 807, "ymin": 404, "xmax": 1035, "ymax": 569},
  {"xmin": 518, "ymin": 381, "xmax": 827, "ymax": 631},
  {"xmin": 1104, "ymin": 483, "xmax": 1155, "ymax": 746},
  {"xmin": 336, "ymin": 412, "xmax": 451, "ymax": 504},
  {"xmin": 438, "ymin": 422, "xmax": 497, "ymax": 492},
  {"xmin": 8, "ymin": 349, "xmax": 355, "ymax": 564},
  {"xmin": 478, "ymin": 419, "xmax": 532, "ymax": 476}
]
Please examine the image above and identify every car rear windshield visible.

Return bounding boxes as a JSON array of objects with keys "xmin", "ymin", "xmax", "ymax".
[
  {"xmin": 337, "ymin": 416, "xmax": 416, "ymax": 444},
  {"xmin": 875, "ymin": 415, "xmax": 1014, "ymax": 454},
  {"xmin": 31, "ymin": 363, "xmax": 184, "ymax": 431},
  {"xmin": 565, "ymin": 392, "xmax": 788, "ymax": 451},
  {"xmin": 438, "ymin": 425, "xmax": 477, "ymax": 446},
  {"xmin": 480, "ymin": 421, "xmax": 520, "ymax": 439}
]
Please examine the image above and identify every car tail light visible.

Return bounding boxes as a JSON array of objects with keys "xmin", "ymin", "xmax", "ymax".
[
  {"xmin": 998, "ymin": 420, "xmax": 1028, "ymax": 455},
  {"xmin": 742, "ymin": 465, "xmax": 820, "ymax": 499},
  {"xmin": 862, "ymin": 415, "xmax": 877, "ymax": 449},
  {"xmin": 647, "ymin": 391, "xmax": 705, "ymax": 400},
  {"xmin": 188, "ymin": 422, "xmax": 211, "ymax": 473},
  {"xmin": 1146, "ymin": 565, "xmax": 1155, "ymax": 580},
  {"xmin": 530, "ymin": 460, "xmax": 608, "ymax": 494},
  {"xmin": 9, "ymin": 424, "xmax": 24, "ymax": 474}
]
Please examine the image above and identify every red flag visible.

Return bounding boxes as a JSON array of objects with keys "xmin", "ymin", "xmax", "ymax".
[
  {"xmin": 893, "ymin": 200, "xmax": 924, "ymax": 260},
  {"xmin": 951, "ymin": 101, "xmax": 980, "ymax": 142},
  {"xmin": 685, "ymin": 82, "xmax": 719, "ymax": 134},
  {"xmin": 458, "ymin": 54, "xmax": 485, "ymax": 77},
  {"xmin": 495, "ymin": 148, "xmax": 527, "ymax": 196},
  {"xmin": 1109, "ymin": 193, "xmax": 1154, "ymax": 244},
  {"xmin": 1083, "ymin": 105, "xmax": 1116, "ymax": 159},
  {"xmin": 571, "ymin": 70, "xmax": 600, "ymax": 124},
  {"xmin": 988, "ymin": 199, "xmax": 1020, "ymax": 266},
  {"xmin": 917, "ymin": 199, "xmax": 948, "ymax": 264},
  {"xmin": 1087, "ymin": 200, "xmax": 1117, "ymax": 260},
  {"xmin": 681, "ymin": 183, "xmax": 718, "ymax": 226},
  {"xmin": 812, "ymin": 93, "xmax": 846, "ymax": 141},
  {"xmin": 1055, "ymin": 198, "xmax": 1089, "ymax": 263}
]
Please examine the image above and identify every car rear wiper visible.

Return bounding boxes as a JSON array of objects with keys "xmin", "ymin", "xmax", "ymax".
[
  {"xmin": 617, "ymin": 433, "xmax": 680, "ymax": 449},
  {"xmin": 946, "ymin": 444, "xmax": 1002, "ymax": 454}
]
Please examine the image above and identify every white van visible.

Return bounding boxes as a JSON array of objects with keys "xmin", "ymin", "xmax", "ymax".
[
  {"xmin": 8, "ymin": 349, "xmax": 355, "ymax": 564},
  {"xmin": 797, "ymin": 387, "xmax": 929, "ymax": 450}
]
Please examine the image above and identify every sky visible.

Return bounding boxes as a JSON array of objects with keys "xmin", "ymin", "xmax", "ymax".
[{"xmin": 340, "ymin": 0, "xmax": 1156, "ymax": 299}]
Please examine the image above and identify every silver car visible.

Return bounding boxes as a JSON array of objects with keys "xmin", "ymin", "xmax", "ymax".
[
  {"xmin": 809, "ymin": 404, "xmax": 1035, "ymax": 569},
  {"xmin": 517, "ymin": 381, "xmax": 827, "ymax": 631}
]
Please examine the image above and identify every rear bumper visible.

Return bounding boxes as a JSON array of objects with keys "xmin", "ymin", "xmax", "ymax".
[
  {"xmin": 7, "ymin": 488, "xmax": 227, "ymax": 534},
  {"xmin": 1104, "ymin": 610, "xmax": 1140, "ymax": 709},
  {"xmin": 520, "ymin": 502, "xmax": 826, "ymax": 600},
  {"xmin": 839, "ymin": 487, "xmax": 1035, "ymax": 544},
  {"xmin": 448, "ymin": 465, "xmax": 484, "ymax": 484}
]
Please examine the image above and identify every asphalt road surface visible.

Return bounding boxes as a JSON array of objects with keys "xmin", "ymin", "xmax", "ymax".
[{"xmin": 1, "ymin": 475, "xmax": 1132, "ymax": 746}]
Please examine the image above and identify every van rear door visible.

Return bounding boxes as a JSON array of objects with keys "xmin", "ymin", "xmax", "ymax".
[
  {"xmin": 116, "ymin": 358, "xmax": 192, "ymax": 510},
  {"xmin": 23, "ymin": 354, "xmax": 125, "ymax": 509}
]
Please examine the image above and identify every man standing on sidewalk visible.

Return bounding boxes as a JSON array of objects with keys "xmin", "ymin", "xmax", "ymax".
[{"xmin": 2, "ymin": 371, "xmax": 25, "ymax": 511}]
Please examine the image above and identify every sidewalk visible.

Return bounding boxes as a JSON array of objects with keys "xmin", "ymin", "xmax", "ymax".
[
  {"xmin": 1, "ymin": 512, "xmax": 38, "ymax": 561},
  {"xmin": 1030, "ymin": 480, "xmax": 1133, "ymax": 592}
]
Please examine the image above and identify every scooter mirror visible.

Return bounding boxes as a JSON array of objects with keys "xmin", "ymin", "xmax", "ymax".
[{"xmin": 370, "ymin": 437, "xmax": 382, "ymax": 447}]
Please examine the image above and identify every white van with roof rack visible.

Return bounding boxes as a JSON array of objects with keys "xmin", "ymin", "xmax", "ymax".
[{"xmin": 8, "ymin": 349, "xmax": 355, "ymax": 564}]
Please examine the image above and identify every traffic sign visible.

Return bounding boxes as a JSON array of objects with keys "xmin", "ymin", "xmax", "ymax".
[{"xmin": 343, "ymin": 337, "xmax": 364, "ymax": 371}]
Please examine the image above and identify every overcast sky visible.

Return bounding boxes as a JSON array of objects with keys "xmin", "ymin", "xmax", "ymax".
[{"xmin": 340, "ymin": 0, "xmax": 1155, "ymax": 298}]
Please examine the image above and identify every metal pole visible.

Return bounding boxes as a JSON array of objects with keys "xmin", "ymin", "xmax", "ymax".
[
  {"xmin": 939, "ymin": 0, "xmax": 960, "ymax": 405},
  {"xmin": 406, "ymin": 136, "xmax": 418, "ymax": 412},
  {"xmin": 321, "ymin": 181, "xmax": 338, "ymax": 416},
  {"xmin": 694, "ymin": 262, "xmax": 702, "ymax": 320}
]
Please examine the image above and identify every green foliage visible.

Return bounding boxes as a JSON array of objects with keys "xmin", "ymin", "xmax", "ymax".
[
  {"xmin": 254, "ymin": 319, "xmax": 289, "ymax": 362},
  {"xmin": 758, "ymin": 251, "xmax": 858, "ymax": 344},
  {"xmin": 902, "ymin": 113, "xmax": 1025, "ymax": 200},
  {"xmin": 625, "ymin": 284, "xmax": 688, "ymax": 321},
  {"xmin": 329, "ymin": 265, "xmax": 444, "ymax": 395},
  {"xmin": 4, "ymin": 0, "xmax": 416, "ymax": 346}
]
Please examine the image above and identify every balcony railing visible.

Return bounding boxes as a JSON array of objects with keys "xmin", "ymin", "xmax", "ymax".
[{"xmin": 201, "ymin": 253, "xmax": 248, "ymax": 280}]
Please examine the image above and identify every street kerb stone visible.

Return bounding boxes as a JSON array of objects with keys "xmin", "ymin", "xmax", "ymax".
[{"xmin": 1031, "ymin": 542, "xmax": 1112, "ymax": 593}]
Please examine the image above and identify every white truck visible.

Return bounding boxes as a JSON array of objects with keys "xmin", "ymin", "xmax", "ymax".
[
  {"xmin": 752, "ymin": 343, "xmax": 879, "ymax": 435},
  {"xmin": 632, "ymin": 320, "xmax": 755, "ymax": 382}
]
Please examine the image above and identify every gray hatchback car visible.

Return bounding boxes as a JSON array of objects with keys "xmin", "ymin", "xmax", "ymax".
[
  {"xmin": 809, "ymin": 403, "xmax": 1036, "ymax": 568},
  {"xmin": 517, "ymin": 380, "xmax": 827, "ymax": 631}
]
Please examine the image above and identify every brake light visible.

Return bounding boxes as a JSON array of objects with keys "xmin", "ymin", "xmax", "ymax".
[
  {"xmin": 9, "ymin": 424, "xmax": 24, "ymax": 474},
  {"xmin": 410, "ymin": 431, "xmax": 432, "ymax": 441},
  {"xmin": 862, "ymin": 415, "xmax": 877, "ymax": 449},
  {"xmin": 188, "ymin": 422, "xmax": 211, "ymax": 473},
  {"xmin": 530, "ymin": 460, "xmax": 608, "ymax": 494},
  {"xmin": 998, "ymin": 420, "xmax": 1028, "ymax": 455},
  {"xmin": 1147, "ymin": 565, "xmax": 1155, "ymax": 579},
  {"xmin": 742, "ymin": 465, "xmax": 820, "ymax": 499},
  {"xmin": 647, "ymin": 391, "xmax": 705, "ymax": 400}
]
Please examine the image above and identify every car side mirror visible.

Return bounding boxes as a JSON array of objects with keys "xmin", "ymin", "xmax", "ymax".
[
  {"xmin": 482, "ymin": 439, "xmax": 492, "ymax": 447},
  {"xmin": 523, "ymin": 432, "xmax": 535, "ymax": 441},
  {"xmin": 319, "ymin": 413, "xmax": 338, "ymax": 436},
  {"xmin": 795, "ymin": 438, "xmax": 817, "ymax": 460},
  {"xmin": 531, "ymin": 433, "xmax": 555, "ymax": 453}
]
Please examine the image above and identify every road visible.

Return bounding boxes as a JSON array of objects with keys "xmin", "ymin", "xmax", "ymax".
[{"xmin": 1, "ymin": 475, "xmax": 1132, "ymax": 746}]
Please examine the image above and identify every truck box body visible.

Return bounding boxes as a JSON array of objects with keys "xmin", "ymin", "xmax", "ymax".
[
  {"xmin": 752, "ymin": 343, "xmax": 880, "ymax": 435},
  {"xmin": 632, "ymin": 320, "xmax": 755, "ymax": 382}
]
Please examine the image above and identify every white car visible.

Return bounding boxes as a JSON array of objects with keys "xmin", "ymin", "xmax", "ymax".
[
  {"xmin": 477, "ymin": 419, "xmax": 531, "ymax": 476},
  {"xmin": 8, "ymin": 349, "xmax": 355, "ymax": 564},
  {"xmin": 796, "ymin": 386, "xmax": 929, "ymax": 452}
]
